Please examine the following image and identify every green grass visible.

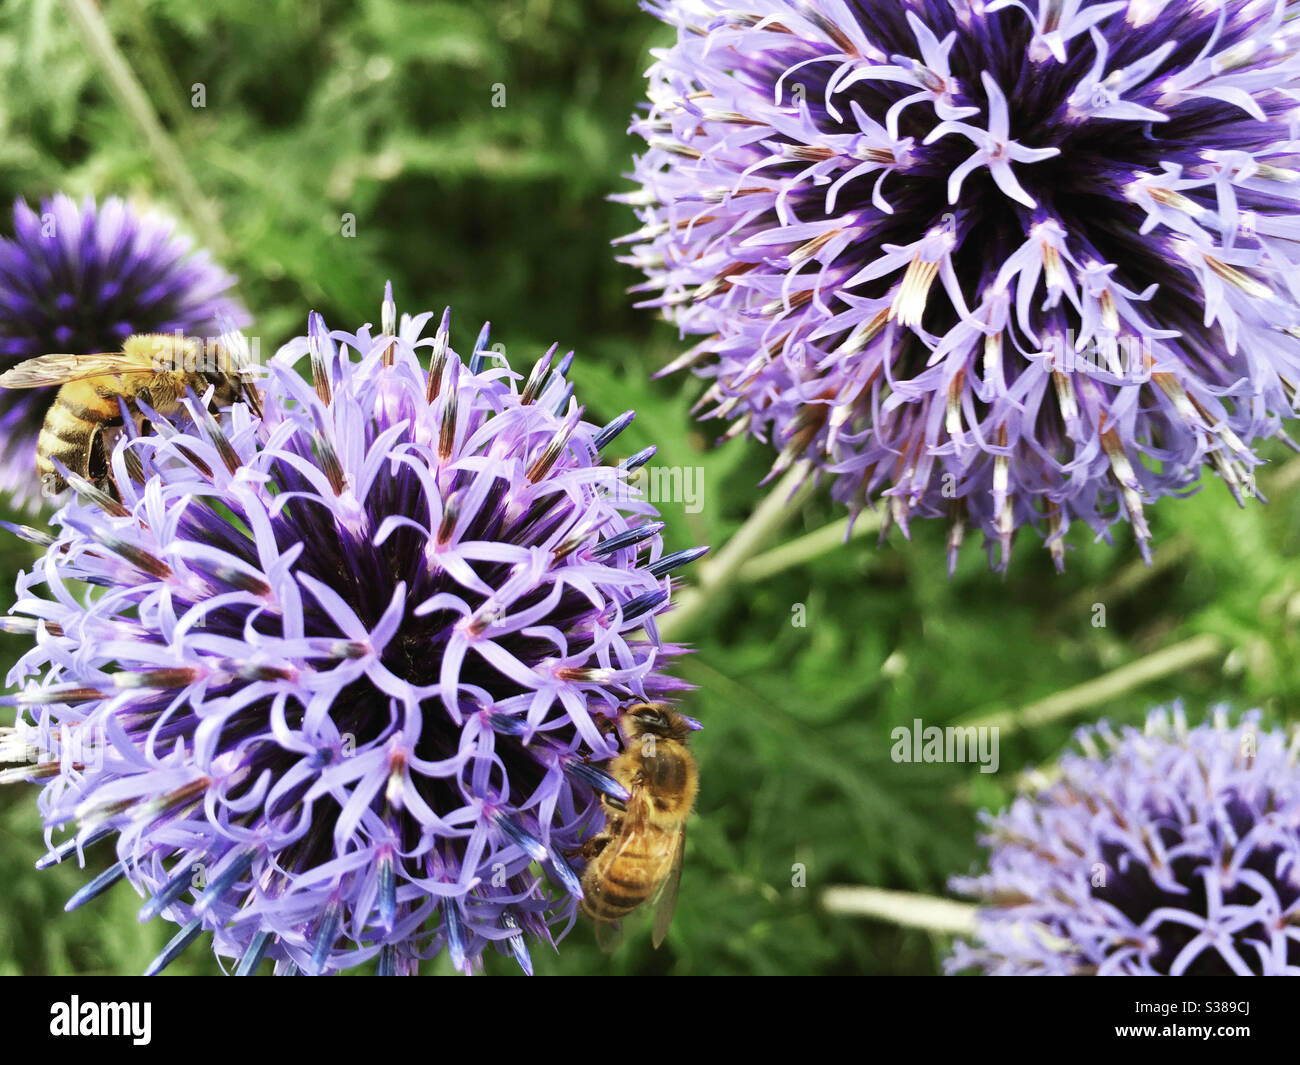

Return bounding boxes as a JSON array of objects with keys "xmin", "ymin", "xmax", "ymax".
[{"xmin": 0, "ymin": 0, "xmax": 1296, "ymax": 976}]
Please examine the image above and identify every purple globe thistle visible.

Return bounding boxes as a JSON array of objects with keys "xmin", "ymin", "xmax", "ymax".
[
  {"xmin": 620, "ymin": 0, "xmax": 1300, "ymax": 569},
  {"xmin": 0, "ymin": 287, "xmax": 704, "ymax": 975},
  {"xmin": 949, "ymin": 704, "xmax": 1300, "ymax": 975},
  {"xmin": 0, "ymin": 194, "xmax": 249, "ymax": 509}
]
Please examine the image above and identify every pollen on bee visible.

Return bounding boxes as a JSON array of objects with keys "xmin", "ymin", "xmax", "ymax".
[{"xmin": 125, "ymin": 333, "xmax": 201, "ymax": 374}]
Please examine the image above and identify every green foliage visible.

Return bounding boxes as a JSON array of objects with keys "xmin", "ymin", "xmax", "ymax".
[{"xmin": 0, "ymin": 0, "xmax": 1296, "ymax": 976}]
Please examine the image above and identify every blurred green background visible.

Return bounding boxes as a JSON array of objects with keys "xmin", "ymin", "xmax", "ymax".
[{"xmin": 0, "ymin": 0, "xmax": 1297, "ymax": 976}]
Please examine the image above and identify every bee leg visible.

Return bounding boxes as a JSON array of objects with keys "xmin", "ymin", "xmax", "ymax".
[
  {"xmin": 86, "ymin": 430, "xmax": 107, "ymax": 482},
  {"xmin": 577, "ymin": 834, "xmax": 611, "ymax": 861},
  {"xmin": 565, "ymin": 833, "xmax": 609, "ymax": 861},
  {"xmin": 100, "ymin": 471, "xmax": 122, "ymax": 504},
  {"xmin": 84, "ymin": 427, "xmax": 122, "ymax": 503},
  {"xmin": 240, "ymin": 380, "xmax": 264, "ymax": 420}
]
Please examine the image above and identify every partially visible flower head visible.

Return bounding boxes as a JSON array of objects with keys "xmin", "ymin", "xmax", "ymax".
[
  {"xmin": 0, "ymin": 194, "xmax": 249, "ymax": 508},
  {"xmin": 621, "ymin": 0, "xmax": 1300, "ymax": 570},
  {"xmin": 950, "ymin": 704, "xmax": 1300, "ymax": 975},
  {"xmin": 0, "ymin": 288, "xmax": 704, "ymax": 975}
]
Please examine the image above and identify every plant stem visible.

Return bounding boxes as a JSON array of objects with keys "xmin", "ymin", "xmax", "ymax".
[
  {"xmin": 738, "ymin": 509, "xmax": 883, "ymax": 584},
  {"xmin": 59, "ymin": 0, "xmax": 226, "ymax": 255},
  {"xmin": 659, "ymin": 462, "xmax": 814, "ymax": 640},
  {"xmin": 821, "ymin": 886, "xmax": 976, "ymax": 934},
  {"xmin": 116, "ymin": 0, "xmax": 190, "ymax": 130},
  {"xmin": 960, "ymin": 632, "xmax": 1226, "ymax": 734}
]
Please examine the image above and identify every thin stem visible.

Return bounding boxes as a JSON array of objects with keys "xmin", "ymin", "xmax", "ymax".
[
  {"xmin": 716, "ymin": 448, "xmax": 1298, "ymax": 606},
  {"xmin": 59, "ymin": 0, "xmax": 226, "ymax": 255},
  {"xmin": 116, "ymin": 0, "xmax": 191, "ymax": 130},
  {"xmin": 659, "ymin": 462, "xmax": 814, "ymax": 640},
  {"xmin": 821, "ymin": 886, "xmax": 976, "ymax": 934},
  {"xmin": 959, "ymin": 632, "xmax": 1226, "ymax": 734},
  {"xmin": 739, "ymin": 509, "xmax": 884, "ymax": 584}
]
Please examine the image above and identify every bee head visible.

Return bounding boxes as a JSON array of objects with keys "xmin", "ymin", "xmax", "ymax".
[
  {"xmin": 623, "ymin": 703, "xmax": 691, "ymax": 742},
  {"xmin": 195, "ymin": 329, "xmax": 257, "ymax": 409},
  {"xmin": 202, "ymin": 367, "xmax": 242, "ymax": 405}
]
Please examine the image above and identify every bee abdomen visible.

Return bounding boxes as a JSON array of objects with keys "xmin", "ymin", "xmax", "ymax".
[
  {"xmin": 36, "ymin": 390, "xmax": 113, "ymax": 492},
  {"xmin": 582, "ymin": 889, "xmax": 649, "ymax": 920},
  {"xmin": 581, "ymin": 862, "xmax": 658, "ymax": 920}
]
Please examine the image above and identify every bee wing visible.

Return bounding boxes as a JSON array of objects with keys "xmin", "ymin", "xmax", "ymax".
[
  {"xmin": 0, "ymin": 353, "xmax": 130, "ymax": 388},
  {"xmin": 594, "ymin": 916, "xmax": 627, "ymax": 953},
  {"xmin": 586, "ymin": 789, "xmax": 656, "ymax": 954},
  {"xmin": 650, "ymin": 828, "xmax": 686, "ymax": 949}
]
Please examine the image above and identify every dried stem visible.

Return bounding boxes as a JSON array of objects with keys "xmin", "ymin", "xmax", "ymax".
[{"xmin": 821, "ymin": 885, "xmax": 976, "ymax": 934}]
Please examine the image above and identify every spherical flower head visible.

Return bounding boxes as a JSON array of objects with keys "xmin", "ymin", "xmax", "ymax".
[
  {"xmin": 0, "ymin": 194, "xmax": 249, "ymax": 509},
  {"xmin": 949, "ymin": 704, "xmax": 1300, "ymax": 975},
  {"xmin": 0, "ymin": 289, "xmax": 704, "ymax": 975},
  {"xmin": 622, "ymin": 0, "xmax": 1300, "ymax": 570}
]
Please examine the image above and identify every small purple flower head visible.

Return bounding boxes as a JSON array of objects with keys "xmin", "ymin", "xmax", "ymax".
[
  {"xmin": 949, "ymin": 704, "xmax": 1300, "ymax": 975},
  {"xmin": 0, "ymin": 194, "xmax": 249, "ymax": 509},
  {"xmin": 0, "ymin": 288, "xmax": 703, "ymax": 975},
  {"xmin": 621, "ymin": 0, "xmax": 1300, "ymax": 570}
]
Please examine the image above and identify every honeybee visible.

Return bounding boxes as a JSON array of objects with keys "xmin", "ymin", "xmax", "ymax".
[
  {"xmin": 0, "ymin": 333, "xmax": 249, "ymax": 497},
  {"xmin": 579, "ymin": 702, "xmax": 699, "ymax": 949}
]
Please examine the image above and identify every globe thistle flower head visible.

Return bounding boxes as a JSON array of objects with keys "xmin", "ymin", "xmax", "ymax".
[
  {"xmin": 0, "ymin": 194, "xmax": 249, "ymax": 508},
  {"xmin": 950, "ymin": 704, "xmax": 1300, "ymax": 975},
  {"xmin": 622, "ymin": 0, "xmax": 1300, "ymax": 570},
  {"xmin": 0, "ymin": 288, "xmax": 703, "ymax": 975}
]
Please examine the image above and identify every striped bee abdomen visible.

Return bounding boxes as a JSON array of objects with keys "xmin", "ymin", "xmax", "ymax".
[
  {"xmin": 581, "ymin": 868, "xmax": 655, "ymax": 920},
  {"xmin": 35, "ymin": 381, "xmax": 119, "ymax": 493},
  {"xmin": 580, "ymin": 827, "xmax": 676, "ymax": 921}
]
